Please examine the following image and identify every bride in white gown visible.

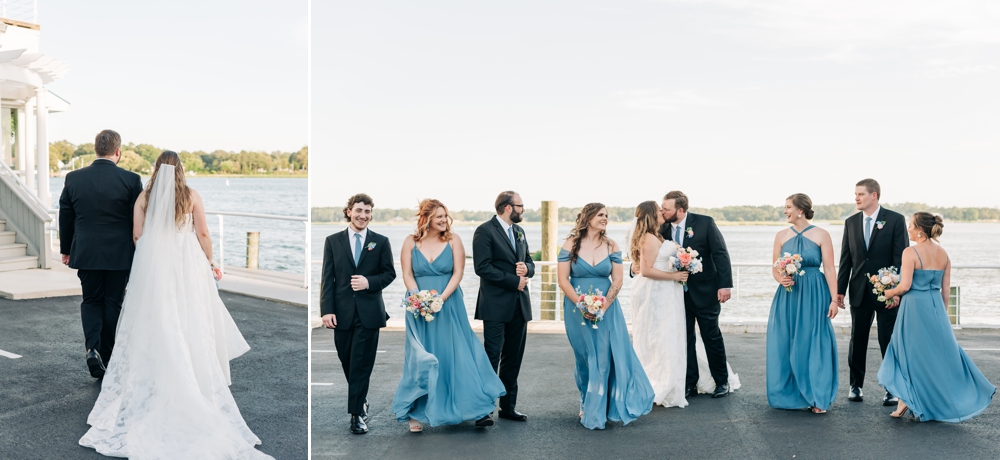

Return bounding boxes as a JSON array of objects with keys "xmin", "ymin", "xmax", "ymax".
[
  {"xmin": 629, "ymin": 202, "xmax": 740, "ymax": 407},
  {"xmin": 79, "ymin": 152, "xmax": 273, "ymax": 459}
]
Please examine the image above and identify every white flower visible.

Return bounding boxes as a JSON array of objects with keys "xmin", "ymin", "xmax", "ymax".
[
  {"xmin": 785, "ymin": 265, "xmax": 798, "ymax": 275},
  {"xmin": 880, "ymin": 275, "xmax": 892, "ymax": 285},
  {"xmin": 798, "ymin": 270, "xmax": 805, "ymax": 276},
  {"xmin": 425, "ymin": 314, "xmax": 435, "ymax": 322},
  {"xmin": 690, "ymin": 249, "xmax": 699, "ymax": 257}
]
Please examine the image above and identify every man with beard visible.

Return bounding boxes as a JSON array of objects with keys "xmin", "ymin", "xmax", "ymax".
[{"xmin": 473, "ymin": 191, "xmax": 535, "ymax": 422}]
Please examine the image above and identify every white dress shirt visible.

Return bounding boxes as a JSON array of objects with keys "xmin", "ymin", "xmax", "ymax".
[
  {"xmin": 348, "ymin": 226, "xmax": 368, "ymax": 262},
  {"xmin": 495, "ymin": 215, "xmax": 516, "ymax": 248},
  {"xmin": 671, "ymin": 215, "xmax": 689, "ymax": 247},
  {"xmin": 862, "ymin": 205, "xmax": 882, "ymax": 239}
]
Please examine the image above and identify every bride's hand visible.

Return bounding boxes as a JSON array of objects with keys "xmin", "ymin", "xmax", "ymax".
[
  {"xmin": 212, "ymin": 267, "xmax": 223, "ymax": 281},
  {"xmin": 674, "ymin": 271, "xmax": 689, "ymax": 283}
]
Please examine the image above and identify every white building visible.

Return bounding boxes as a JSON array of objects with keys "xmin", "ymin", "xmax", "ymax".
[{"xmin": 0, "ymin": 3, "xmax": 69, "ymax": 271}]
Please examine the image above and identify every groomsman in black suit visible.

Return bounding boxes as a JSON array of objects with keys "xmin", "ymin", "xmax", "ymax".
[
  {"xmin": 837, "ymin": 179, "xmax": 908, "ymax": 405},
  {"xmin": 473, "ymin": 191, "xmax": 534, "ymax": 423},
  {"xmin": 656, "ymin": 191, "xmax": 734, "ymax": 398},
  {"xmin": 59, "ymin": 129, "xmax": 143, "ymax": 379},
  {"xmin": 320, "ymin": 193, "xmax": 396, "ymax": 434}
]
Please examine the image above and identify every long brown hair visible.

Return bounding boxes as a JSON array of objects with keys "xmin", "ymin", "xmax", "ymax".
[
  {"xmin": 413, "ymin": 199, "xmax": 453, "ymax": 243},
  {"xmin": 566, "ymin": 202, "xmax": 607, "ymax": 264},
  {"xmin": 630, "ymin": 201, "xmax": 663, "ymax": 264},
  {"xmin": 143, "ymin": 151, "xmax": 192, "ymax": 228}
]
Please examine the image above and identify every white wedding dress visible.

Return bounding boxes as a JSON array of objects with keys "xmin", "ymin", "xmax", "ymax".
[
  {"xmin": 79, "ymin": 165, "xmax": 273, "ymax": 460},
  {"xmin": 631, "ymin": 241, "xmax": 740, "ymax": 407}
]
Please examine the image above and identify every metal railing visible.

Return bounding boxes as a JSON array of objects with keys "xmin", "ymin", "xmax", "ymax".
[
  {"xmin": 209, "ymin": 211, "xmax": 308, "ymax": 288},
  {"xmin": 0, "ymin": 0, "xmax": 36, "ymax": 24}
]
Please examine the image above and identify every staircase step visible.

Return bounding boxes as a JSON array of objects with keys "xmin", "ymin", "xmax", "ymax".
[
  {"xmin": 0, "ymin": 243, "xmax": 28, "ymax": 258},
  {"xmin": 0, "ymin": 255, "xmax": 38, "ymax": 272},
  {"xmin": 0, "ymin": 219, "xmax": 5, "ymax": 231},
  {"xmin": 0, "ymin": 231, "xmax": 16, "ymax": 245}
]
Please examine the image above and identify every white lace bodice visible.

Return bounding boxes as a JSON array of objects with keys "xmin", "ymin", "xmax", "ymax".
[{"xmin": 652, "ymin": 241, "xmax": 678, "ymax": 272}]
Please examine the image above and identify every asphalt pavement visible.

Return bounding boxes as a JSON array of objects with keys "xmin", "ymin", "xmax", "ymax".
[
  {"xmin": 0, "ymin": 292, "xmax": 307, "ymax": 460},
  {"xmin": 311, "ymin": 327, "xmax": 1000, "ymax": 460}
]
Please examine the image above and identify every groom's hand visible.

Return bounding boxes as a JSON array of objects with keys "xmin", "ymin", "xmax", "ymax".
[
  {"xmin": 717, "ymin": 288, "xmax": 731, "ymax": 303},
  {"xmin": 350, "ymin": 275, "xmax": 369, "ymax": 291},
  {"xmin": 61, "ymin": 254, "xmax": 70, "ymax": 265},
  {"xmin": 322, "ymin": 314, "xmax": 337, "ymax": 329},
  {"xmin": 515, "ymin": 262, "xmax": 528, "ymax": 277},
  {"xmin": 517, "ymin": 276, "xmax": 528, "ymax": 291}
]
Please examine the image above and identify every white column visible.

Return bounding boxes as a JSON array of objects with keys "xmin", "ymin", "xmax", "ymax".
[
  {"xmin": 16, "ymin": 108, "xmax": 27, "ymax": 172},
  {"xmin": 2, "ymin": 104, "xmax": 12, "ymax": 167},
  {"xmin": 24, "ymin": 98, "xmax": 36, "ymax": 191},
  {"xmin": 35, "ymin": 88, "xmax": 50, "ymax": 208}
]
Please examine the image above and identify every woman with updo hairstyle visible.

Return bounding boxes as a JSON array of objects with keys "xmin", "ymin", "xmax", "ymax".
[
  {"xmin": 557, "ymin": 203, "xmax": 654, "ymax": 429},
  {"xmin": 765, "ymin": 193, "xmax": 840, "ymax": 414},
  {"xmin": 877, "ymin": 212, "xmax": 995, "ymax": 421},
  {"xmin": 392, "ymin": 199, "xmax": 505, "ymax": 433}
]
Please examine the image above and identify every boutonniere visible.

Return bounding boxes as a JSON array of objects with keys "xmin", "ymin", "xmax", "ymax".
[
  {"xmin": 875, "ymin": 221, "xmax": 885, "ymax": 230},
  {"xmin": 516, "ymin": 230, "xmax": 525, "ymax": 242},
  {"xmin": 686, "ymin": 227, "xmax": 694, "ymax": 238},
  {"xmin": 366, "ymin": 242, "xmax": 376, "ymax": 251}
]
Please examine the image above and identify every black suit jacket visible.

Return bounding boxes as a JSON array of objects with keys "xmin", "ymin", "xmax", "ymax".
[
  {"xmin": 661, "ymin": 213, "xmax": 733, "ymax": 309},
  {"xmin": 58, "ymin": 159, "xmax": 143, "ymax": 271},
  {"xmin": 319, "ymin": 229, "xmax": 396, "ymax": 330},
  {"xmin": 837, "ymin": 207, "xmax": 908, "ymax": 307},
  {"xmin": 473, "ymin": 218, "xmax": 535, "ymax": 323}
]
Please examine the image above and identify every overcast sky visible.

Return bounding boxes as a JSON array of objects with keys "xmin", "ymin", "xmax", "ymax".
[
  {"xmin": 312, "ymin": 0, "xmax": 999, "ymax": 211},
  {"xmin": 41, "ymin": 0, "xmax": 307, "ymax": 152}
]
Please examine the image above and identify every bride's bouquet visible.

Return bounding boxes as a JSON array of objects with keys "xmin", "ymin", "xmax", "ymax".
[
  {"xmin": 668, "ymin": 246, "xmax": 703, "ymax": 286},
  {"xmin": 773, "ymin": 253, "xmax": 805, "ymax": 292},
  {"xmin": 868, "ymin": 267, "xmax": 901, "ymax": 307},
  {"xmin": 401, "ymin": 289, "xmax": 444, "ymax": 322},
  {"xmin": 574, "ymin": 286, "xmax": 606, "ymax": 329}
]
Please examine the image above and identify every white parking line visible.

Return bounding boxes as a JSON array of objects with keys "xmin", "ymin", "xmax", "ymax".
[
  {"xmin": 311, "ymin": 350, "xmax": 336, "ymax": 352},
  {"xmin": 0, "ymin": 349, "xmax": 22, "ymax": 359},
  {"xmin": 311, "ymin": 383, "xmax": 333, "ymax": 386}
]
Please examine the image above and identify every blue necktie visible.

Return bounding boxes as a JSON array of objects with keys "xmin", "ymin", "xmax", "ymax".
[
  {"xmin": 354, "ymin": 233, "xmax": 362, "ymax": 266},
  {"xmin": 864, "ymin": 216, "xmax": 872, "ymax": 250},
  {"xmin": 507, "ymin": 226, "xmax": 516, "ymax": 250},
  {"xmin": 674, "ymin": 225, "xmax": 682, "ymax": 246}
]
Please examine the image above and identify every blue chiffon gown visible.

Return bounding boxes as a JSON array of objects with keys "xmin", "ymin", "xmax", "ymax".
[
  {"xmin": 560, "ymin": 249, "xmax": 654, "ymax": 430},
  {"xmin": 766, "ymin": 226, "xmax": 838, "ymax": 411},
  {"xmin": 877, "ymin": 249, "xmax": 996, "ymax": 422},
  {"xmin": 391, "ymin": 244, "xmax": 506, "ymax": 426}
]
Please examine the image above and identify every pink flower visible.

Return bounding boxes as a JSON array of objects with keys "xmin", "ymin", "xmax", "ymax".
[{"xmin": 678, "ymin": 253, "xmax": 692, "ymax": 265}]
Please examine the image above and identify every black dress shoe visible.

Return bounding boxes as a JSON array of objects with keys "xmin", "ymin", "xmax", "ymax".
[
  {"xmin": 711, "ymin": 384, "xmax": 729, "ymax": 398},
  {"xmin": 498, "ymin": 409, "xmax": 527, "ymax": 421},
  {"xmin": 685, "ymin": 387, "xmax": 696, "ymax": 398},
  {"xmin": 359, "ymin": 399, "xmax": 369, "ymax": 421},
  {"xmin": 883, "ymin": 391, "xmax": 899, "ymax": 406},
  {"xmin": 475, "ymin": 414, "xmax": 494, "ymax": 427},
  {"xmin": 86, "ymin": 350, "xmax": 106, "ymax": 379},
  {"xmin": 848, "ymin": 386, "xmax": 863, "ymax": 402},
  {"xmin": 350, "ymin": 415, "xmax": 368, "ymax": 434}
]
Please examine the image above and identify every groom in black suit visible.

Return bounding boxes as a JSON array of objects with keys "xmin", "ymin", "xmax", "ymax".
[
  {"xmin": 659, "ymin": 191, "xmax": 734, "ymax": 398},
  {"xmin": 59, "ymin": 130, "xmax": 143, "ymax": 379},
  {"xmin": 320, "ymin": 193, "xmax": 396, "ymax": 434},
  {"xmin": 473, "ymin": 191, "xmax": 534, "ymax": 423},
  {"xmin": 837, "ymin": 179, "xmax": 908, "ymax": 405}
]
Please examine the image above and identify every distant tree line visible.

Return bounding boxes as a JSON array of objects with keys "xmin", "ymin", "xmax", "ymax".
[
  {"xmin": 48, "ymin": 140, "xmax": 308, "ymax": 176},
  {"xmin": 313, "ymin": 203, "xmax": 1000, "ymax": 223}
]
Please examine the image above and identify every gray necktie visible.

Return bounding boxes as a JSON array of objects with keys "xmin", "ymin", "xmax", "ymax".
[
  {"xmin": 354, "ymin": 233, "xmax": 362, "ymax": 266},
  {"xmin": 674, "ymin": 225, "xmax": 682, "ymax": 246},
  {"xmin": 507, "ymin": 226, "xmax": 516, "ymax": 250},
  {"xmin": 864, "ymin": 216, "xmax": 872, "ymax": 250}
]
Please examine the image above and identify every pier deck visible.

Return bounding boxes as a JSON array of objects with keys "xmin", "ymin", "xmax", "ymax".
[
  {"xmin": 0, "ymin": 292, "xmax": 307, "ymax": 460},
  {"xmin": 311, "ymin": 328, "xmax": 1000, "ymax": 459}
]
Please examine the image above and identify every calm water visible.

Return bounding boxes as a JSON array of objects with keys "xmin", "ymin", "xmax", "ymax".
[
  {"xmin": 51, "ymin": 177, "xmax": 307, "ymax": 274},
  {"xmin": 310, "ymin": 222, "xmax": 1000, "ymax": 325}
]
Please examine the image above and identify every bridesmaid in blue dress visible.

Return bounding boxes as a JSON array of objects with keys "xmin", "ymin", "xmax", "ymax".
[
  {"xmin": 391, "ymin": 199, "xmax": 506, "ymax": 433},
  {"xmin": 766, "ymin": 194, "xmax": 840, "ymax": 414},
  {"xmin": 557, "ymin": 203, "xmax": 654, "ymax": 430},
  {"xmin": 878, "ymin": 212, "xmax": 995, "ymax": 421}
]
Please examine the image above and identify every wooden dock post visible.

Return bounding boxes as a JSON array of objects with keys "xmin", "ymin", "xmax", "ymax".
[
  {"xmin": 247, "ymin": 232, "xmax": 260, "ymax": 269},
  {"xmin": 540, "ymin": 201, "xmax": 558, "ymax": 320}
]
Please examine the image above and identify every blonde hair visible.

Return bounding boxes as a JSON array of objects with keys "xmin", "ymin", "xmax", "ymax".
[
  {"xmin": 413, "ymin": 199, "xmax": 453, "ymax": 243},
  {"xmin": 630, "ymin": 201, "xmax": 663, "ymax": 264},
  {"xmin": 143, "ymin": 151, "xmax": 192, "ymax": 228}
]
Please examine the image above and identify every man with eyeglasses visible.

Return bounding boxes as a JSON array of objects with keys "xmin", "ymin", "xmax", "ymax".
[{"xmin": 473, "ymin": 191, "xmax": 535, "ymax": 424}]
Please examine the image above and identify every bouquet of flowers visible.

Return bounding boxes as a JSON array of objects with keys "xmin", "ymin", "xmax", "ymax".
[
  {"xmin": 868, "ymin": 267, "xmax": 901, "ymax": 307},
  {"xmin": 668, "ymin": 246, "xmax": 703, "ymax": 286},
  {"xmin": 400, "ymin": 289, "xmax": 444, "ymax": 322},
  {"xmin": 773, "ymin": 253, "xmax": 805, "ymax": 292},
  {"xmin": 574, "ymin": 286, "xmax": 606, "ymax": 329}
]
